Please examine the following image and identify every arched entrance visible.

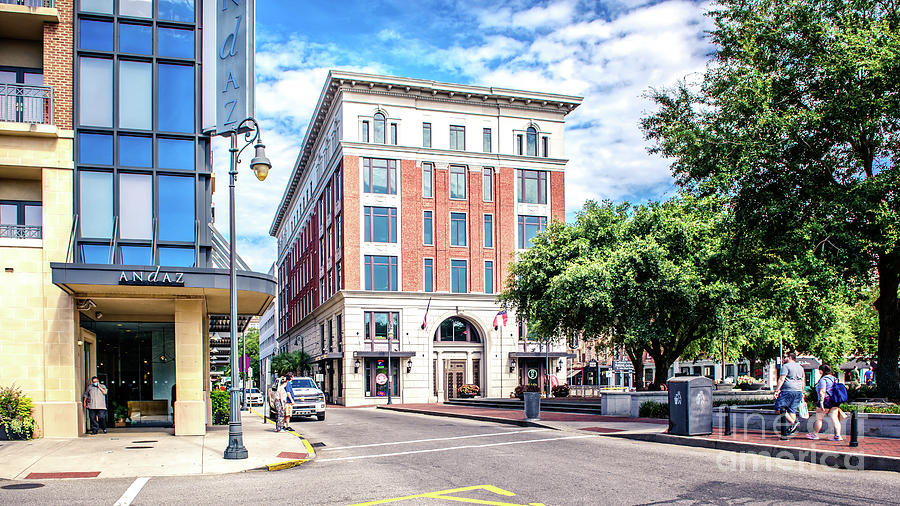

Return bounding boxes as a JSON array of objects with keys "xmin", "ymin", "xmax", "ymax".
[{"xmin": 433, "ymin": 316, "xmax": 484, "ymax": 400}]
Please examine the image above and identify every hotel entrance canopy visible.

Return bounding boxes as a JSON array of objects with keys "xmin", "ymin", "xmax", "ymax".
[{"xmin": 50, "ymin": 263, "xmax": 275, "ymax": 317}]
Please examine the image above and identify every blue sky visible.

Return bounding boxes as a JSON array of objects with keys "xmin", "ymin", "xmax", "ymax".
[{"xmin": 212, "ymin": 0, "xmax": 714, "ymax": 272}]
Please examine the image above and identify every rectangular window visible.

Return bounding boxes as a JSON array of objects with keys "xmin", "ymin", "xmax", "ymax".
[
  {"xmin": 450, "ymin": 212, "xmax": 466, "ymax": 247},
  {"xmin": 157, "ymin": 64, "xmax": 194, "ymax": 133},
  {"xmin": 422, "ymin": 122, "xmax": 431, "ymax": 147},
  {"xmin": 158, "ymin": 247, "xmax": 194, "ymax": 267},
  {"xmin": 119, "ymin": 23, "xmax": 151, "ymax": 54},
  {"xmin": 482, "ymin": 168, "xmax": 493, "ymax": 202},
  {"xmin": 363, "ymin": 158, "xmax": 398, "ymax": 194},
  {"xmin": 423, "ymin": 211, "xmax": 433, "ymax": 246},
  {"xmin": 158, "ymin": 175, "xmax": 195, "ymax": 242},
  {"xmin": 158, "ymin": 27, "xmax": 194, "ymax": 59},
  {"xmin": 364, "ymin": 358, "xmax": 399, "ymax": 397},
  {"xmin": 364, "ymin": 255, "xmax": 398, "ymax": 291},
  {"xmin": 450, "ymin": 125, "xmax": 465, "ymax": 150},
  {"xmin": 120, "ymin": 0, "xmax": 151, "ymax": 17},
  {"xmin": 119, "ymin": 173, "xmax": 152, "ymax": 240},
  {"xmin": 483, "ymin": 214, "xmax": 493, "ymax": 248},
  {"xmin": 451, "ymin": 260, "xmax": 467, "ymax": 293},
  {"xmin": 79, "ymin": 57, "xmax": 112, "ymax": 127},
  {"xmin": 518, "ymin": 215, "xmax": 548, "ymax": 249},
  {"xmin": 485, "ymin": 261, "xmax": 494, "ymax": 294},
  {"xmin": 483, "ymin": 128, "xmax": 491, "ymax": 153},
  {"xmin": 119, "ymin": 61, "xmax": 151, "ymax": 130},
  {"xmin": 542, "ymin": 136, "xmax": 549, "ymax": 157},
  {"xmin": 158, "ymin": 138, "xmax": 195, "ymax": 170},
  {"xmin": 390, "ymin": 123, "xmax": 397, "ymax": 145},
  {"xmin": 424, "ymin": 258, "xmax": 434, "ymax": 292},
  {"xmin": 79, "ymin": 133, "xmax": 113, "ymax": 165},
  {"xmin": 517, "ymin": 169, "xmax": 548, "ymax": 204},
  {"xmin": 516, "ymin": 134, "xmax": 523, "ymax": 155},
  {"xmin": 422, "ymin": 163, "xmax": 433, "ymax": 198},
  {"xmin": 362, "ymin": 121, "xmax": 369, "ymax": 142},
  {"xmin": 449, "ymin": 165, "xmax": 466, "ymax": 199},
  {"xmin": 364, "ymin": 311, "xmax": 400, "ymax": 342},
  {"xmin": 364, "ymin": 206, "xmax": 397, "ymax": 243},
  {"xmin": 79, "ymin": 171, "xmax": 113, "ymax": 238},
  {"xmin": 119, "ymin": 135, "xmax": 151, "ymax": 167}
]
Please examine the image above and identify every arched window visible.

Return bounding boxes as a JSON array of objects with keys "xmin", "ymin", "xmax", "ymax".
[
  {"xmin": 374, "ymin": 112, "xmax": 385, "ymax": 144},
  {"xmin": 526, "ymin": 126, "xmax": 537, "ymax": 156},
  {"xmin": 434, "ymin": 317, "xmax": 481, "ymax": 343}
]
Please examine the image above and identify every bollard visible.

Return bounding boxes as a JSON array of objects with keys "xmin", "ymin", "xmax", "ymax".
[
  {"xmin": 724, "ymin": 405, "xmax": 732, "ymax": 436},
  {"xmin": 779, "ymin": 411, "xmax": 789, "ymax": 440},
  {"xmin": 849, "ymin": 410, "xmax": 859, "ymax": 447}
]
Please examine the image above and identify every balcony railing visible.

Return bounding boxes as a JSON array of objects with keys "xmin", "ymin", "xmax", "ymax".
[
  {"xmin": 0, "ymin": 224, "xmax": 42, "ymax": 239},
  {"xmin": 0, "ymin": 0, "xmax": 55, "ymax": 7},
  {"xmin": 0, "ymin": 83, "xmax": 54, "ymax": 125}
]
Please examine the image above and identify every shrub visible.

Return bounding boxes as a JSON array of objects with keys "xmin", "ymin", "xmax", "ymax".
[
  {"xmin": 552, "ymin": 384, "xmax": 570, "ymax": 397},
  {"xmin": 457, "ymin": 384, "xmax": 480, "ymax": 395},
  {"xmin": 639, "ymin": 400, "xmax": 669, "ymax": 419},
  {"xmin": 210, "ymin": 389, "xmax": 230, "ymax": 425},
  {"xmin": 512, "ymin": 385, "xmax": 541, "ymax": 397},
  {"xmin": 0, "ymin": 384, "xmax": 36, "ymax": 439}
]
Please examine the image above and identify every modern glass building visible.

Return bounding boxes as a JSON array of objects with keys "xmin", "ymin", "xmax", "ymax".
[{"xmin": 0, "ymin": 0, "xmax": 274, "ymax": 439}]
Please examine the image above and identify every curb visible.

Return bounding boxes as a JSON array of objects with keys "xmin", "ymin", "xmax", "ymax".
[
  {"xmin": 376, "ymin": 406, "xmax": 559, "ymax": 431},
  {"xmin": 608, "ymin": 432, "xmax": 900, "ymax": 472},
  {"xmin": 249, "ymin": 409, "xmax": 316, "ymax": 471}
]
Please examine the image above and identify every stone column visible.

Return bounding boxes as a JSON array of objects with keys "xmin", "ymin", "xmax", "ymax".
[
  {"xmin": 175, "ymin": 299, "xmax": 206, "ymax": 435},
  {"xmin": 465, "ymin": 351, "xmax": 473, "ymax": 385},
  {"xmin": 434, "ymin": 351, "xmax": 443, "ymax": 401}
]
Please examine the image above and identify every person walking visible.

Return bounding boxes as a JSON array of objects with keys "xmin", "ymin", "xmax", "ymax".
[
  {"xmin": 284, "ymin": 372, "xmax": 295, "ymax": 431},
  {"xmin": 807, "ymin": 364, "xmax": 848, "ymax": 440},
  {"xmin": 274, "ymin": 377, "xmax": 287, "ymax": 432},
  {"xmin": 83, "ymin": 376, "xmax": 108, "ymax": 435},
  {"xmin": 773, "ymin": 352, "xmax": 804, "ymax": 436}
]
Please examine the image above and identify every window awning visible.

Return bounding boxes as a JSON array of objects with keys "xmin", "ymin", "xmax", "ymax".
[{"xmin": 312, "ymin": 352, "xmax": 345, "ymax": 362}]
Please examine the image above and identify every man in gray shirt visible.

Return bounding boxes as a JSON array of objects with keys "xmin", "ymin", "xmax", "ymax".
[
  {"xmin": 83, "ymin": 376, "xmax": 108, "ymax": 435},
  {"xmin": 774, "ymin": 352, "xmax": 805, "ymax": 435}
]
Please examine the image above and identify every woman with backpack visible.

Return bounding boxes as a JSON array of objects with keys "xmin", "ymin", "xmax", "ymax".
[{"xmin": 807, "ymin": 364, "xmax": 848, "ymax": 441}]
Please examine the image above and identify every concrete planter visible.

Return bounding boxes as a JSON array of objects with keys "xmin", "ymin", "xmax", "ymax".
[{"xmin": 601, "ymin": 390, "xmax": 773, "ymax": 417}]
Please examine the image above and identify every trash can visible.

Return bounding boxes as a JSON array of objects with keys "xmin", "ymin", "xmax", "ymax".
[
  {"xmin": 523, "ymin": 392, "xmax": 541, "ymax": 420},
  {"xmin": 667, "ymin": 376, "xmax": 713, "ymax": 435}
]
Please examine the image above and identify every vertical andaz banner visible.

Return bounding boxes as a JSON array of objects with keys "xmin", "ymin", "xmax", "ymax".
[{"xmin": 215, "ymin": 0, "xmax": 255, "ymax": 134}]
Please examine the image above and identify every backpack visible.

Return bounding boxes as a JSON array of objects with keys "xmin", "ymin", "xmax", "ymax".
[{"xmin": 827, "ymin": 376, "xmax": 848, "ymax": 404}]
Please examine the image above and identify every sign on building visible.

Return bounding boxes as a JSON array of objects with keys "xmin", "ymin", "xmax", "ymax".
[
  {"xmin": 613, "ymin": 360, "xmax": 635, "ymax": 372},
  {"xmin": 215, "ymin": 0, "xmax": 255, "ymax": 134}
]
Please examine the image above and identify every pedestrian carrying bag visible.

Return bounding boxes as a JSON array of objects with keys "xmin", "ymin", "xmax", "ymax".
[
  {"xmin": 829, "ymin": 379, "xmax": 849, "ymax": 404},
  {"xmin": 799, "ymin": 401, "xmax": 809, "ymax": 419}
]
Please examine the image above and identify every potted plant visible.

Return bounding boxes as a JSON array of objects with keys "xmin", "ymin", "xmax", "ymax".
[
  {"xmin": 112, "ymin": 403, "xmax": 130, "ymax": 427},
  {"xmin": 736, "ymin": 375, "xmax": 763, "ymax": 391},
  {"xmin": 512, "ymin": 384, "xmax": 541, "ymax": 399},
  {"xmin": 552, "ymin": 384, "xmax": 570, "ymax": 398},
  {"xmin": 457, "ymin": 384, "xmax": 480, "ymax": 398},
  {"xmin": 0, "ymin": 384, "xmax": 36, "ymax": 441}
]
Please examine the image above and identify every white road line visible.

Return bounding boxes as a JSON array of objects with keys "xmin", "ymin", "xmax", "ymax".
[
  {"xmin": 316, "ymin": 434, "xmax": 597, "ymax": 462},
  {"xmin": 320, "ymin": 429, "xmax": 551, "ymax": 451},
  {"xmin": 113, "ymin": 477, "xmax": 150, "ymax": 506}
]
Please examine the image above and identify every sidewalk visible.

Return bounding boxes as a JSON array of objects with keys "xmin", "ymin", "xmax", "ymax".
[
  {"xmin": 378, "ymin": 403, "xmax": 900, "ymax": 472},
  {"xmin": 0, "ymin": 410, "xmax": 314, "ymax": 479}
]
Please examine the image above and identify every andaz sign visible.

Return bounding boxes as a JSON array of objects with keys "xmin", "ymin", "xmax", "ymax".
[
  {"xmin": 215, "ymin": 0, "xmax": 255, "ymax": 134},
  {"xmin": 119, "ymin": 267, "xmax": 185, "ymax": 287}
]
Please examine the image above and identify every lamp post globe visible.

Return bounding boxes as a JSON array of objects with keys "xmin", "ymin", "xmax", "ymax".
[{"xmin": 250, "ymin": 142, "xmax": 271, "ymax": 181}]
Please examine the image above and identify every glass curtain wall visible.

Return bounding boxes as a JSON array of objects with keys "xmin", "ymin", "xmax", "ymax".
[{"xmin": 75, "ymin": 0, "xmax": 206, "ymax": 267}]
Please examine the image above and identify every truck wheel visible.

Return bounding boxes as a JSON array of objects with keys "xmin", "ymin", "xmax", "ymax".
[{"xmin": 316, "ymin": 413, "xmax": 325, "ymax": 421}]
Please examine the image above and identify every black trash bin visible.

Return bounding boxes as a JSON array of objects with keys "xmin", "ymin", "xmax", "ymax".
[
  {"xmin": 667, "ymin": 376, "xmax": 713, "ymax": 435},
  {"xmin": 523, "ymin": 392, "xmax": 541, "ymax": 420}
]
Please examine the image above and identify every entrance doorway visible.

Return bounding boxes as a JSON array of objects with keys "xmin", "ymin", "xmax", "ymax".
[
  {"xmin": 88, "ymin": 321, "xmax": 176, "ymax": 427},
  {"xmin": 445, "ymin": 360, "xmax": 466, "ymax": 399},
  {"xmin": 520, "ymin": 359, "xmax": 545, "ymax": 392}
]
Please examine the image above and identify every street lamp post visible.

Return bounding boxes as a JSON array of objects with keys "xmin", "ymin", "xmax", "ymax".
[{"xmin": 224, "ymin": 118, "xmax": 271, "ymax": 461}]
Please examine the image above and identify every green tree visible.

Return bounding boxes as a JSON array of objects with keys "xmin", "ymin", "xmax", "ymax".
[
  {"xmin": 642, "ymin": 0, "xmax": 900, "ymax": 396},
  {"xmin": 271, "ymin": 350, "xmax": 312, "ymax": 376},
  {"xmin": 240, "ymin": 328, "xmax": 260, "ymax": 381}
]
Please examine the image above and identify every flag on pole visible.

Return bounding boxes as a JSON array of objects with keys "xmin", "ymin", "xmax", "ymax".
[
  {"xmin": 421, "ymin": 297, "xmax": 431, "ymax": 330},
  {"xmin": 492, "ymin": 307, "xmax": 508, "ymax": 330}
]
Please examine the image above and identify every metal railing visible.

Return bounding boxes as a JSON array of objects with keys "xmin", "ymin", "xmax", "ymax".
[
  {"xmin": 0, "ymin": 83, "xmax": 53, "ymax": 125},
  {"xmin": 0, "ymin": 0, "xmax": 55, "ymax": 7},
  {"xmin": 0, "ymin": 224, "xmax": 42, "ymax": 239}
]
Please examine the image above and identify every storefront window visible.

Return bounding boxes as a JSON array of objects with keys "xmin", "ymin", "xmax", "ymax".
[
  {"xmin": 364, "ymin": 311, "xmax": 399, "ymax": 343},
  {"xmin": 364, "ymin": 358, "xmax": 399, "ymax": 397}
]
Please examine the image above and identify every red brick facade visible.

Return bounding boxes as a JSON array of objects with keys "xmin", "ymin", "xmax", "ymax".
[{"xmin": 43, "ymin": 0, "xmax": 73, "ymax": 130}]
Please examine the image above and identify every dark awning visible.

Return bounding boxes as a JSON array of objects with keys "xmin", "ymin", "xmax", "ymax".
[
  {"xmin": 312, "ymin": 352, "xmax": 345, "ymax": 362},
  {"xmin": 508, "ymin": 352, "xmax": 576, "ymax": 359},
  {"xmin": 796, "ymin": 357, "xmax": 822, "ymax": 370},
  {"xmin": 354, "ymin": 351, "xmax": 416, "ymax": 358}
]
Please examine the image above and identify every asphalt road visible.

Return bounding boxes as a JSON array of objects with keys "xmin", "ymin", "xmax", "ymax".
[{"xmin": 2, "ymin": 407, "xmax": 899, "ymax": 505}]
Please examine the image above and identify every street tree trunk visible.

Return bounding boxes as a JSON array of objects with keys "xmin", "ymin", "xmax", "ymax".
[
  {"xmin": 875, "ymin": 254, "xmax": 900, "ymax": 399},
  {"xmin": 627, "ymin": 347, "xmax": 644, "ymax": 391}
]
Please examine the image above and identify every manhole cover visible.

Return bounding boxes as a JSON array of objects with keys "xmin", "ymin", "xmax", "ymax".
[
  {"xmin": 311, "ymin": 442, "xmax": 326, "ymax": 447},
  {"xmin": 125, "ymin": 446, "xmax": 154, "ymax": 449},
  {"xmin": 132, "ymin": 440, "xmax": 158, "ymax": 443},
  {"xmin": 2, "ymin": 483, "xmax": 45, "ymax": 490}
]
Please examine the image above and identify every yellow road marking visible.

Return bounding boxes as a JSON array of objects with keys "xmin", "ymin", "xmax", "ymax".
[
  {"xmin": 265, "ymin": 459, "xmax": 309, "ymax": 471},
  {"xmin": 347, "ymin": 484, "xmax": 543, "ymax": 506}
]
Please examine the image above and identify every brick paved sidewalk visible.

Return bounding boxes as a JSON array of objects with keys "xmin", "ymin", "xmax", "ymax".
[{"xmin": 701, "ymin": 427, "xmax": 900, "ymax": 458}]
